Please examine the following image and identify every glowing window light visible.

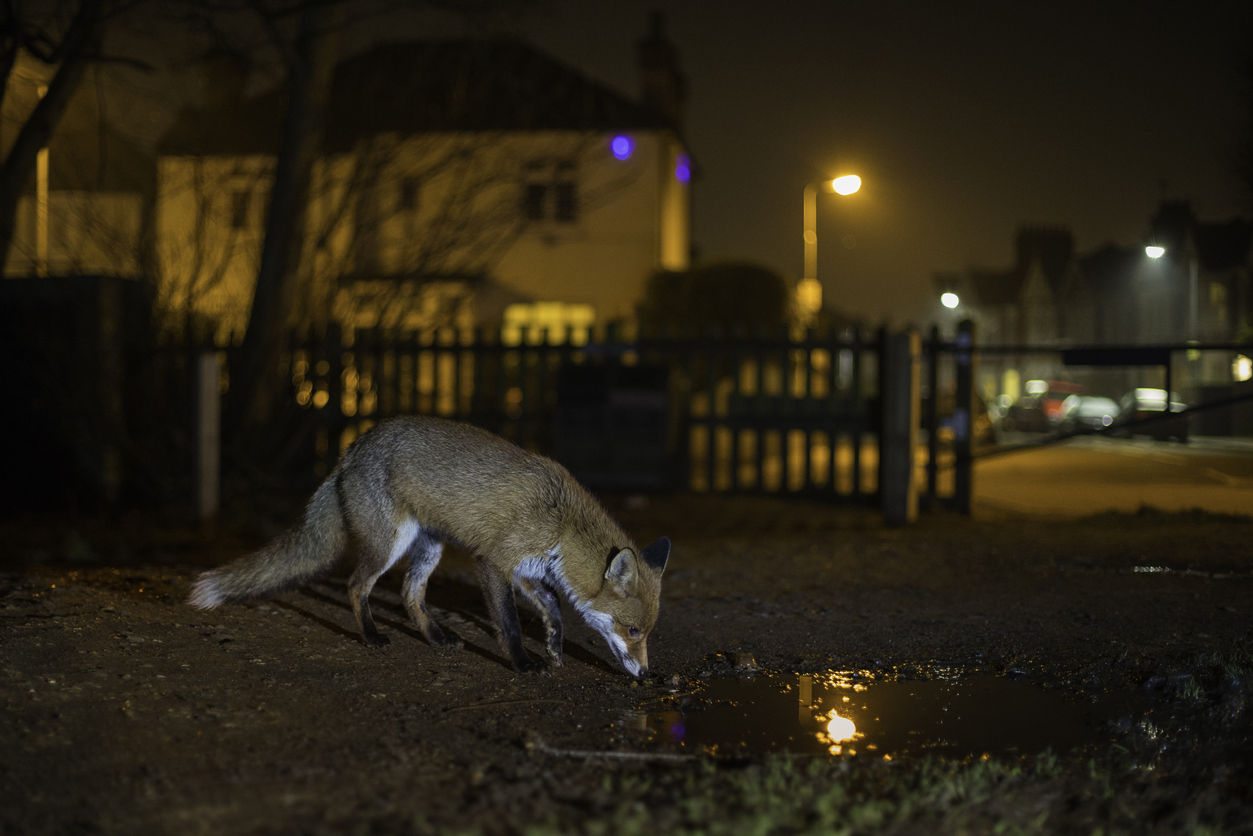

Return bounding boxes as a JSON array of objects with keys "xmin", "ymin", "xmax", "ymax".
[
  {"xmin": 610, "ymin": 135, "xmax": 633, "ymax": 160},
  {"xmin": 941, "ymin": 292, "xmax": 959, "ymax": 309},
  {"xmin": 675, "ymin": 153, "xmax": 691, "ymax": 182},
  {"xmin": 832, "ymin": 174, "xmax": 861, "ymax": 195},
  {"xmin": 1234, "ymin": 355, "xmax": 1252, "ymax": 382},
  {"xmin": 1145, "ymin": 245, "xmax": 1165, "ymax": 258}
]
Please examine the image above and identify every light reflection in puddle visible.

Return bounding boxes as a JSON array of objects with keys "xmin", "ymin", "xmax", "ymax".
[{"xmin": 627, "ymin": 671, "xmax": 1156, "ymax": 759}]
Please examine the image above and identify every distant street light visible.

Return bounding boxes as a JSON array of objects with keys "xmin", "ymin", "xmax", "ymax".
[
  {"xmin": 1145, "ymin": 245, "xmax": 1165, "ymax": 258},
  {"xmin": 941, "ymin": 292, "xmax": 959, "ymax": 309},
  {"xmin": 800, "ymin": 174, "xmax": 862, "ymax": 322}
]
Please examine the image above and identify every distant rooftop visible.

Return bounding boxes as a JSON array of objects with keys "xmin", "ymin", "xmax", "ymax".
[{"xmin": 161, "ymin": 39, "xmax": 674, "ymax": 157}]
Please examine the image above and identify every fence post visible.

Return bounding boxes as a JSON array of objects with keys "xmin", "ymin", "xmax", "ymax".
[
  {"xmin": 924, "ymin": 324, "xmax": 940, "ymax": 509},
  {"xmin": 953, "ymin": 318, "xmax": 976, "ymax": 514},
  {"xmin": 196, "ymin": 349, "xmax": 220, "ymax": 526},
  {"xmin": 881, "ymin": 328, "xmax": 920, "ymax": 526}
]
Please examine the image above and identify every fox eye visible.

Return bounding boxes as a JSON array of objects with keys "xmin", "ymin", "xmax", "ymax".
[{"xmin": 627, "ymin": 626, "xmax": 640, "ymax": 638}]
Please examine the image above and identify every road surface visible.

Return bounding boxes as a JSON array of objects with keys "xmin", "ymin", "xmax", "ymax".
[{"xmin": 972, "ymin": 435, "xmax": 1253, "ymax": 518}]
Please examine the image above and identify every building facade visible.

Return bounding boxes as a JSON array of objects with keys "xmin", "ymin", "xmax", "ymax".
[
  {"xmin": 934, "ymin": 202, "xmax": 1253, "ymax": 406},
  {"xmin": 157, "ymin": 32, "xmax": 691, "ymax": 343}
]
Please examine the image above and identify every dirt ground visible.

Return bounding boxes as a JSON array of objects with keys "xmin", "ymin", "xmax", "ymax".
[{"xmin": 2, "ymin": 494, "xmax": 1252, "ymax": 835}]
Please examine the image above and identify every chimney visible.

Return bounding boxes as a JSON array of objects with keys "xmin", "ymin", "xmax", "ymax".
[{"xmin": 636, "ymin": 10, "xmax": 687, "ymax": 130}]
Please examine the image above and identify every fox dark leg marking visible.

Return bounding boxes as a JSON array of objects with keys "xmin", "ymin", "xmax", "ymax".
[
  {"xmin": 476, "ymin": 557, "xmax": 540, "ymax": 673},
  {"xmin": 401, "ymin": 534, "xmax": 460, "ymax": 647},
  {"xmin": 518, "ymin": 578, "xmax": 563, "ymax": 665},
  {"xmin": 348, "ymin": 561, "xmax": 390, "ymax": 648},
  {"xmin": 346, "ymin": 519, "xmax": 418, "ymax": 649}
]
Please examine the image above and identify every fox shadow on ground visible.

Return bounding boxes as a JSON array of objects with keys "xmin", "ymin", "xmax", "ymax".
[{"xmin": 289, "ymin": 570, "xmax": 619, "ymax": 675}]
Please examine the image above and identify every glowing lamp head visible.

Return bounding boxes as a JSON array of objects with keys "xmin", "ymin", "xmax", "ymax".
[
  {"xmin": 1145, "ymin": 245, "xmax": 1165, "ymax": 259},
  {"xmin": 832, "ymin": 174, "xmax": 861, "ymax": 195},
  {"xmin": 610, "ymin": 135, "xmax": 633, "ymax": 161},
  {"xmin": 675, "ymin": 153, "xmax": 691, "ymax": 183},
  {"xmin": 941, "ymin": 292, "xmax": 960, "ymax": 309}
]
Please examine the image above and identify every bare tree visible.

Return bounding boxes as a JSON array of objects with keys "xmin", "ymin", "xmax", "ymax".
[
  {"xmin": 223, "ymin": 2, "xmax": 338, "ymax": 445},
  {"xmin": 0, "ymin": 0, "xmax": 107, "ymax": 269}
]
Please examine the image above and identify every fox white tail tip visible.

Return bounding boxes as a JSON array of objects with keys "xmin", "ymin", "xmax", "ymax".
[{"xmin": 187, "ymin": 575, "xmax": 225, "ymax": 609}]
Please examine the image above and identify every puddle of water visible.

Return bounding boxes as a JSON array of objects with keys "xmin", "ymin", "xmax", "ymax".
[{"xmin": 629, "ymin": 672, "xmax": 1156, "ymax": 759}]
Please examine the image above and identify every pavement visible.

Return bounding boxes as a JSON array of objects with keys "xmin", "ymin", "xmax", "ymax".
[{"xmin": 973, "ymin": 434, "xmax": 1253, "ymax": 519}]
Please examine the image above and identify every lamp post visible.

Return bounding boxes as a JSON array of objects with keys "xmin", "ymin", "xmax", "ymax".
[{"xmin": 800, "ymin": 174, "xmax": 861, "ymax": 322}]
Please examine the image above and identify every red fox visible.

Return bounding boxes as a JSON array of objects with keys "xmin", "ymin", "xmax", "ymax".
[{"xmin": 188, "ymin": 416, "xmax": 670, "ymax": 678}]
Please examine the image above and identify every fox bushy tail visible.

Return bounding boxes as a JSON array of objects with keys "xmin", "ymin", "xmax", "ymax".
[{"xmin": 188, "ymin": 477, "xmax": 346, "ymax": 608}]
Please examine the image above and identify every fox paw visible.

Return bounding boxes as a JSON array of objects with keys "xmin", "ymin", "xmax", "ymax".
[
  {"xmin": 430, "ymin": 633, "xmax": 464, "ymax": 649},
  {"xmin": 514, "ymin": 658, "xmax": 547, "ymax": 675},
  {"xmin": 362, "ymin": 631, "xmax": 391, "ymax": 649}
]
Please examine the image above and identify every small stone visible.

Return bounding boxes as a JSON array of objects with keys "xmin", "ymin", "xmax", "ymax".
[{"xmin": 667, "ymin": 673, "xmax": 681, "ymax": 687}]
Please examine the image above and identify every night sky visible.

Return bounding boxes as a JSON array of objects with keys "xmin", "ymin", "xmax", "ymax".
[{"xmin": 505, "ymin": 1, "xmax": 1253, "ymax": 326}]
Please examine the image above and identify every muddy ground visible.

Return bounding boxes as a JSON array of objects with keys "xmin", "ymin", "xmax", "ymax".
[{"xmin": 2, "ymin": 495, "xmax": 1252, "ymax": 835}]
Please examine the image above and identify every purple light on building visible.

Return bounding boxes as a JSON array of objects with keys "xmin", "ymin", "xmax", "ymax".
[
  {"xmin": 611, "ymin": 135, "xmax": 633, "ymax": 160},
  {"xmin": 675, "ymin": 153, "xmax": 691, "ymax": 182}
]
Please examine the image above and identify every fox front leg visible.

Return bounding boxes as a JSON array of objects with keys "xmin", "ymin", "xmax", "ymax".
[
  {"xmin": 517, "ymin": 578, "xmax": 563, "ymax": 666},
  {"xmin": 476, "ymin": 557, "xmax": 541, "ymax": 673}
]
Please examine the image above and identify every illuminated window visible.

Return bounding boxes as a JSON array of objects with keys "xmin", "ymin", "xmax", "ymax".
[
  {"xmin": 503, "ymin": 301, "xmax": 595, "ymax": 345},
  {"xmin": 1234, "ymin": 355, "xmax": 1252, "ymax": 383},
  {"xmin": 230, "ymin": 190, "xmax": 250, "ymax": 228}
]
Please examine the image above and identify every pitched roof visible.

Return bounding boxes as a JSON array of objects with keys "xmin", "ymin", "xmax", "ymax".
[
  {"xmin": 1195, "ymin": 218, "xmax": 1252, "ymax": 272},
  {"xmin": 966, "ymin": 226, "xmax": 1076, "ymax": 307},
  {"xmin": 1149, "ymin": 200, "xmax": 1252, "ymax": 271},
  {"xmin": 161, "ymin": 40, "xmax": 672, "ymax": 157}
]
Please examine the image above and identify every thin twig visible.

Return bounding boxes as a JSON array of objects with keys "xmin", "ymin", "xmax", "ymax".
[
  {"xmin": 531, "ymin": 737, "xmax": 696, "ymax": 763},
  {"xmin": 445, "ymin": 698, "xmax": 563, "ymax": 713}
]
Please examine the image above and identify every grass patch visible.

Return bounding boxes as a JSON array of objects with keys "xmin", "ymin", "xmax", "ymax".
[{"xmin": 438, "ymin": 746, "xmax": 1237, "ymax": 836}]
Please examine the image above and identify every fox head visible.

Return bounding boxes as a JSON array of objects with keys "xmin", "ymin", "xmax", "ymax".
[{"xmin": 583, "ymin": 536, "xmax": 670, "ymax": 680}]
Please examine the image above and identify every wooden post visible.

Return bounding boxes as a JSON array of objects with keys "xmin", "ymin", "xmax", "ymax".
[
  {"xmin": 196, "ymin": 350, "xmax": 220, "ymax": 525},
  {"xmin": 881, "ymin": 329, "xmax": 920, "ymax": 526},
  {"xmin": 953, "ymin": 319, "xmax": 976, "ymax": 515}
]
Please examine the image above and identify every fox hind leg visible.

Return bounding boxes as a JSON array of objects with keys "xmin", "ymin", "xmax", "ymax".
[
  {"xmin": 348, "ymin": 519, "xmax": 419, "ymax": 648},
  {"xmin": 401, "ymin": 533, "xmax": 461, "ymax": 647},
  {"xmin": 517, "ymin": 578, "xmax": 563, "ymax": 666}
]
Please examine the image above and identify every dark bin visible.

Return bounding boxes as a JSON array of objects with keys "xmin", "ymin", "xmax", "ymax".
[{"xmin": 552, "ymin": 363, "xmax": 673, "ymax": 490}]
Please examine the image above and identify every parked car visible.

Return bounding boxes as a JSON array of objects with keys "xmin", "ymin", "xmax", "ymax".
[
  {"xmin": 1116, "ymin": 388, "xmax": 1188, "ymax": 442},
  {"xmin": 1058, "ymin": 395, "xmax": 1121, "ymax": 433},
  {"xmin": 1000, "ymin": 394, "xmax": 1049, "ymax": 432},
  {"xmin": 1037, "ymin": 380, "xmax": 1085, "ymax": 425}
]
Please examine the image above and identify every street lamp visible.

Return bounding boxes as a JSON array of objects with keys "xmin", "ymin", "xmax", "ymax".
[
  {"xmin": 1145, "ymin": 245, "xmax": 1164, "ymax": 258},
  {"xmin": 941, "ymin": 292, "xmax": 959, "ymax": 309},
  {"xmin": 800, "ymin": 174, "xmax": 861, "ymax": 322}
]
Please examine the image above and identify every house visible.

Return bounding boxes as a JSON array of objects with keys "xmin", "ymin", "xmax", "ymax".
[
  {"xmin": 156, "ymin": 22, "xmax": 691, "ymax": 343},
  {"xmin": 935, "ymin": 202, "xmax": 1253, "ymax": 406},
  {"xmin": 1, "ymin": 52, "xmax": 152, "ymax": 279},
  {"xmin": 935, "ymin": 227, "xmax": 1092, "ymax": 401}
]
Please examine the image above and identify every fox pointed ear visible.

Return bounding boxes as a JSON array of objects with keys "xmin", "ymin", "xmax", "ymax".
[
  {"xmin": 641, "ymin": 536, "xmax": 670, "ymax": 573},
  {"xmin": 604, "ymin": 548, "xmax": 639, "ymax": 596}
]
